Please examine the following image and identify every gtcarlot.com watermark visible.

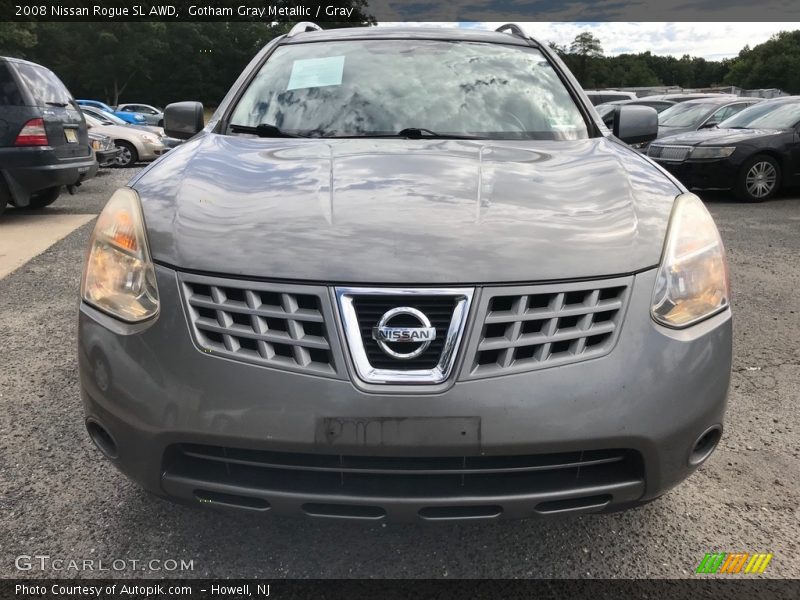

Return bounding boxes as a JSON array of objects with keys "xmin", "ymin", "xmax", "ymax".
[{"xmin": 15, "ymin": 554, "xmax": 194, "ymax": 573}]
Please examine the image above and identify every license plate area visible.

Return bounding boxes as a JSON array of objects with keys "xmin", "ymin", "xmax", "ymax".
[
  {"xmin": 316, "ymin": 416, "xmax": 481, "ymax": 453},
  {"xmin": 64, "ymin": 128, "xmax": 78, "ymax": 143}
]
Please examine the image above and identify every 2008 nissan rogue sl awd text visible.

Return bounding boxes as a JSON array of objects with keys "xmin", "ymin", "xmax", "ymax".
[{"xmin": 78, "ymin": 24, "xmax": 732, "ymax": 521}]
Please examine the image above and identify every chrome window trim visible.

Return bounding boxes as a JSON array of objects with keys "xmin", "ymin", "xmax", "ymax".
[{"xmin": 335, "ymin": 287, "xmax": 474, "ymax": 385}]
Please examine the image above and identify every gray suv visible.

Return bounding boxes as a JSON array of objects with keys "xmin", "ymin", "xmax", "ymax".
[{"xmin": 78, "ymin": 24, "xmax": 732, "ymax": 522}]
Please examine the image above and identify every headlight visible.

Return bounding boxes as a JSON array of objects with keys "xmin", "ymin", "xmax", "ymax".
[
  {"xmin": 91, "ymin": 139, "xmax": 101, "ymax": 150},
  {"xmin": 689, "ymin": 146, "xmax": 736, "ymax": 159},
  {"xmin": 651, "ymin": 193, "xmax": 729, "ymax": 328},
  {"xmin": 81, "ymin": 188, "xmax": 159, "ymax": 322},
  {"xmin": 139, "ymin": 133, "xmax": 158, "ymax": 144}
]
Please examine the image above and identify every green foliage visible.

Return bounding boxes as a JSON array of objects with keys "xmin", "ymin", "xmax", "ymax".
[
  {"xmin": 724, "ymin": 31, "xmax": 800, "ymax": 93},
  {"xmin": 0, "ymin": 22, "xmax": 37, "ymax": 55},
  {"xmin": 1, "ymin": 11, "xmax": 370, "ymax": 106},
  {"xmin": 568, "ymin": 32, "xmax": 603, "ymax": 83},
  {"xmin": 570, "ymin": 32, "xmax": 604, "ymax": 58},
  {"xmin": 2, "ymin": 23, "xmax": 798, "ymax": 104},
  {"xmin": 557, "ymin": 31, "xmax": 795, "ymax": 90}
]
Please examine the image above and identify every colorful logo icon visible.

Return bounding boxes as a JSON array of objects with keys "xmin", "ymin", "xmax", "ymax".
[{"xmin": 696, "ymin": 552, "xmax": 773, "ymax": 574}]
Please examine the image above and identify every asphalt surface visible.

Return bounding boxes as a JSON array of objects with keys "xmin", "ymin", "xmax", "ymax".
[{"xmin": 0, "ymin": 165, "xmax": 798, "ymax": 579}]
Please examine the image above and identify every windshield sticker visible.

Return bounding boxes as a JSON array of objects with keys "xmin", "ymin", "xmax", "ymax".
[{"xmin": 287, "ymin": 56, "xmax": 345, "ymax": 91}]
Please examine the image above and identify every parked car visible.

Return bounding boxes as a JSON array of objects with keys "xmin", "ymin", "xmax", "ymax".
[
  {"xmin": 584, "ymin": 90, "xmax": 637, "ymax": 105},
  {"xmin": 640, "ymin": 93, "xmax": 734, "ymax": 103},
  {"xmin": 83, "ymin": 112, "xmax": 165, "ymax": 167},
  {"xmin": 0, "ymin": 56, "xmax": 96, "ymax": 217},
  {"xmin": 76, "ymin": 99, "xmax": 147, "ymax": 125},
  {"xmin": 81, "ymin": 105, "xmax": 182, "ymax": 150},
  {"xmin": 656, "ymin": 96, "xmax": 762, "ymax": 139},
  {"xmin": 78, "ymin": 23, "xmax": 731, "ymax": 522},
  {"xmin": 88, "ymin": 130, "xmax": 120, "ymax": 167},
  {"xmin": 595, "ymin": 98, "xmax": 677, "ymax": 127},
  {"xmin": 116, "ymin": 103, "xmax": 164, "ymax": 126},
  {"xmin": 648, "ymin": 96, "xmax": 800, "ymax": 202}
]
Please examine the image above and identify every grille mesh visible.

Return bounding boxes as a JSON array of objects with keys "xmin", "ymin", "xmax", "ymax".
[
  {"xmin": 165, "ymin": 444, "xmax": 644, "ymax": 499},
  {"xmin": 181, "ymin": 276, "xmax": 336, "ymax": 376},
  {"xmin": 647, "ymin": 145, "xmax": 691, "ymax": 161},
  {"xmin": 352, "ymin": 295, "xmax": 458, "ymax": 370},
  {"xmin": 465, "ymin": 278, "xmax": 631, "ymax": 378}
]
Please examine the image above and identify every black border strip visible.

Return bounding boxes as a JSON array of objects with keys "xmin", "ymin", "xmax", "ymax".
[
  {"xmin": 3, "ymin": 578, "xmax": 800, "ymax": 600},
  {"xmin": 3, "ymin": 0, "xmax": 800, "ymax": 22}
]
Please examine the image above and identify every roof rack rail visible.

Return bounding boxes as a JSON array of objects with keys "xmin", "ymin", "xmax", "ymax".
[
  {"xmin": 287, "ymin": 22, "xmax": 322, "ymax": 38},
  {"xmin": 495, "ymin": 24, "xmax": 527, "ymax": 38}
]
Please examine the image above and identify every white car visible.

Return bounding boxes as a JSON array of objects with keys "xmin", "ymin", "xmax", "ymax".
[{"xmin": 83, "ymin": 113, "xmax": 165, "ymax": 167}]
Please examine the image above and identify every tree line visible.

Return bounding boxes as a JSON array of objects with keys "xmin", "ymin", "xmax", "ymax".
[
  {"xmin": 0, "ymin": 18, "xmax": 370, "ymax": 107},
  {"xmin": 1, "ymin": 22, "xmax": 799, "ymax": 108},
  {"xmin": 554, "ymin": 30, "xmax": 800, "ymax": 93}
]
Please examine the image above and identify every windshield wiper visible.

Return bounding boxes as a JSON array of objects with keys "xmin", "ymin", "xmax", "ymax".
[
  {"xmin": 321, "ymin": 128, "xmax": 489, "ymax": 140},
  {"xmin": 396, "ymin": 128, "xmax": 487, "ymax": 140},
  {"xmin": 46, "ymin": 101, "xmax": 68, "ymax": 107},
  {"xmin": 230, "ymin": 123, "xmax": 309, "ymax": 138}
]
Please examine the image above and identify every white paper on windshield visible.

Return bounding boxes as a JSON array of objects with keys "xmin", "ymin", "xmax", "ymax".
[{"xmin": 287, "ymin": 56, "xmax": 345, "ymax": 91}]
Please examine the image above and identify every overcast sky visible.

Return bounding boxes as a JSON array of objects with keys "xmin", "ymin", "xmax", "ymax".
[{"xmin": 378, "ymin": 22, "xmax": 800, "ymax": 60}]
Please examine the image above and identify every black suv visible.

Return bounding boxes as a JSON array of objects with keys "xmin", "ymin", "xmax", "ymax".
[{"xmin": 0, "ymin": 56, "xmax": 96, "ymax": 217}]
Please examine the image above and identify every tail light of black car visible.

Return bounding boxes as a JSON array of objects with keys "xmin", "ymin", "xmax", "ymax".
[{"xmin": 15, "ymin": 118, "xmax": 49, "ymax": 146}]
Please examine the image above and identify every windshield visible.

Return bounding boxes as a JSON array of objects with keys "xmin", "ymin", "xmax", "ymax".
[
  {"xmin": 658, "ymin": 103, "xmax": 716, "ymax": 128},
  {"xmin": 595, "ymin": 104, "xmax": 616, "ymax": 119},
  {"xmin": 719, "ymin": 101, "xmax": 800, "ymax": 129},
  {"xmin": 88, "ymin": 109, "xmax": 125, "ymax": 126},
  {"xmin": 13, "ymin": 62, "xmax": 72, "ymax": 106},
  {"xmin": 228, "ymin": 39, "xmax": 588, "ymax": 140}
]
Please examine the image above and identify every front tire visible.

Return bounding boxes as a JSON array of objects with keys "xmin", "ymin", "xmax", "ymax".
[
  {"xmin": 27, "ymin": 186, "xmax": 61, "ymax": 209},
  {"xmin": 114, "ymin": 141, "xmax": 138, "ymax": 168},
  {"xmin": 736, "ymin": 155, "xmax": 781, "ymax": 202}
]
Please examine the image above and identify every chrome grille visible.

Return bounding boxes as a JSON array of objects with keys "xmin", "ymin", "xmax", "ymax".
[
  {"xmin": 179, "ymin": 274, "xmax": 340, "ymax": 377},
  {"xmin": 352, "ymin": 295, "xmax": 458, "ymax": 370},
  {"xmin": 462, "ymin": 277, "xmax": 632, "ymax": 379},
  {"xmin": 647, "ymin": 144, "xmax": 691, "ymax": 162},
  {"xmin": 336, "ymin": 287, "xmax": 473, "ymax": 385}
]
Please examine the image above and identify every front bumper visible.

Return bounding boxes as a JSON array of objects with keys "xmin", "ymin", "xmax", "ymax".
[
  {"xmin": 96, "ymin": 147, "xmax": 121, "ymax": 167},
  {"xmin": 139, "ymin": 141, "xmax": 167, "ymax": 161},
  {"xmin": 78, "ymin": 265, "xmax": 732, "ymax": 522},
  {"xmin": 652, "ymin": 158, "xmax": 739, "ymax": 191}
]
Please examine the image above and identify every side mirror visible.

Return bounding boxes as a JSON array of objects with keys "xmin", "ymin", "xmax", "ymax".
[
  {"xmin": 613, "ymin": 105, "xmax": 658, "ymax": 145},
  {"xmin": 700, "ymin": 120, "xmax": 718, "ymax": 129},
  {"xmin": 164, "ymin": 101, "xmax": 204, "ymax": 140}
]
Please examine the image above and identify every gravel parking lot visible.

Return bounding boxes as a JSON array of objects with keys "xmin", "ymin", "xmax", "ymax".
[{"xmin": 0, "ymin": 165, "xmax": 798, "ymax": 579}]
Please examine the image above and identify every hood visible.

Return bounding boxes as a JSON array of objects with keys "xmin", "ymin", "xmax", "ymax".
[
  {"xmin": 91, "ymin": 123, "xmax": 151, "ymax": 140},
  {"xmin": 656, "ymin": 127, "xmax": 785, "ymax": 147},
  {"xmin": 657, "ymin": 124, "xmax": 696, "ymax": 138},
  {"xmin": 136, "ymin": 124, "xmax": 165, "ymax": 136},
  {"xmin": 133, "ymin": 134, "xmax": 679, "ymax": 284}
]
